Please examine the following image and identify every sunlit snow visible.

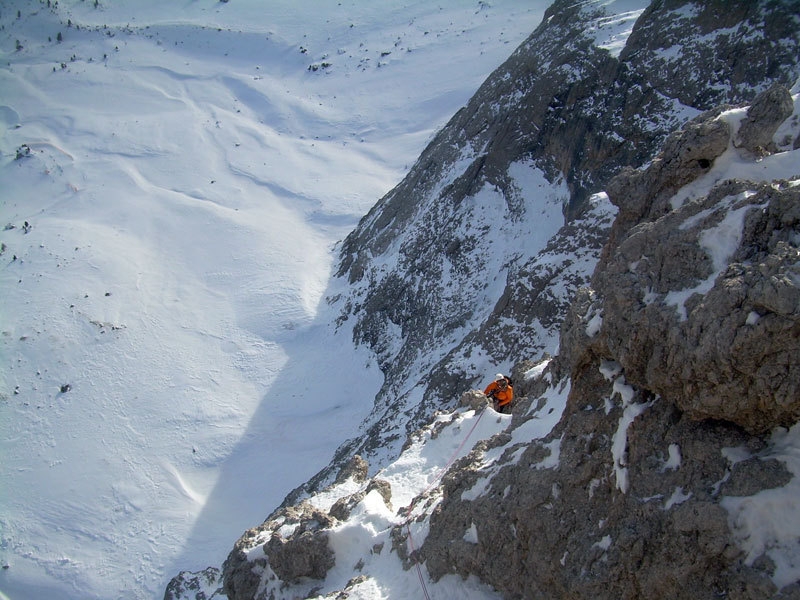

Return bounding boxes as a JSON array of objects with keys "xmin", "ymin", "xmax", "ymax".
[{"xmin": 0, "ymin": 1, "xmax": 547, "ymax": 598}]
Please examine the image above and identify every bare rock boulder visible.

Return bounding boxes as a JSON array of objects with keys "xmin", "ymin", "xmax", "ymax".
[
  {"xmin": 735, "ymin": 84, "xmax": 795, "ymax": 155},
  {"xmin": 265, "ymin": 529, "xmax": 334, "ymax": 584},
  {"xmin": 599, "ymin": 164, "xmax": 800, "ymax": 434},
  {"xmin": 460, "ymin": 389, "xmax": 489, "ymax": 411},
  {"xmin": 222, "ymin": 501, "xmax": 336, "ymax": 599}
]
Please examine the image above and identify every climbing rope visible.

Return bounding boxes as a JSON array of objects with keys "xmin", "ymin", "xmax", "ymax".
[
  {"xmin": 403, "ymin": 407, "xmax": 488, "ymax": 599},
  {"xmin": 406, "ymin": 520, "xmax": 431, "ymax": 600}
]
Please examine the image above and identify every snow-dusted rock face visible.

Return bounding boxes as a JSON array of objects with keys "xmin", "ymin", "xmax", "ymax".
[
  {"xmin": 417, "ymin": 84, "xmax": 800, "ymax": 600},
  {"xmin": 296, "ymin": 0, "xmax": 800, "ymax": 496},
  {"xmin": 594, "ymin": 104, "xmax": 800, "ymax": 433},
  {"xmin": 164, "ymin": 568, "xmax": 223, "ymax": 600},
  {"xmin": 218, "ymin": 83, "xmax": 800, "ymax": 600},
  {"xmin": 211, "ymin": 2, "xmax": 800, "ymax": 599}
]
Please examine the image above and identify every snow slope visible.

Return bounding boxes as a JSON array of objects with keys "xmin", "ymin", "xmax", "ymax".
[{"xmin": 0, "ymin": 1, "xmax": 548, "ymax": 598}]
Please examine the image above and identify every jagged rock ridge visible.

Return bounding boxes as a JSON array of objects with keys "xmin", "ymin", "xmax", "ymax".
[{"xmin": 289, "ymin": 0, "xmax": 800, "ymax": 503}]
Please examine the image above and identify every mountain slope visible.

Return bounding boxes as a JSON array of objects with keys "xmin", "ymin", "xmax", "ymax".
[
  {"xmin": 219, "ymin": 59, "xmax": 800, "ymax": 600},
  {"xmin": 0, "ymin": 1, "xmax": 547, "ymax": 598},
  {"xmin": 415, "ymin": 84, "xmax": 800, "ymax": 599},
  {"xmin": 214, "ymin": 0, "xmax": 800, "ymax": 598},
  {"xmin": 285, "ymin": 0, "xmax": 800, "ymax": 501}
]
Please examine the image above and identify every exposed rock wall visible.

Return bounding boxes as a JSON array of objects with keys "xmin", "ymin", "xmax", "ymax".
[
  {"xmin": 221, "ymin": 502, "xmax": 337, "ymax": 600},
  {"xmin": 417, "ymin": 85, "xmax": 800, "ymax": 599},
  {"xmin": 421, "ymin": 371, "xmax": 793, "ymax": 598},
  {"xmin": 590, "ymin": 85, "xmax": 800, "ymax": 433},
  {"xmin": 314, "ymin": 0, "xmax": 800, "ymax": 493}
]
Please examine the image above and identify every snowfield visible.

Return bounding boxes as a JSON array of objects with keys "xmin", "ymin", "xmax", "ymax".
[{"xmin": 0, "ymin": 1, "xmax": 547, "ymax": 598}]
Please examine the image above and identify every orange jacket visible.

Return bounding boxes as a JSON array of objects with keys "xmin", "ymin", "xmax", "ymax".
[{"xmin": 484, "ymin": 379, "xmax": 513, "ymax": 407}]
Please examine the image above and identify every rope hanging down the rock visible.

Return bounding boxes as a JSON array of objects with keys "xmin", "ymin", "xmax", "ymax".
[
  {"xmin": 406, "ymin": 520, "xmax": 431, "ymax": 600},
  {"xmin": 403, "ymin": 407, "xmax": 488, "ymax": 599}
]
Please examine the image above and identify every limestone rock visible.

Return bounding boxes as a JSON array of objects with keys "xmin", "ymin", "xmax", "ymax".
[
  {"xmin": 222, "ymin": 502, "xmax": 336, "ymax": 599},
  {"xmin": 417, "ymin": 82, "xmax": 800, "ymax": 600},
  {"xmin": 594, "ymin": 90, "xmax": 800, "ymax": 434},
  {"xmin": 334, "ymin": 454, "xmax": 369, "ymax": 485},
  {"xmin": 265, "ymin": 529, "xmax": 334, "ymax": 584},
  {"xmin": 163, "ymin": 567, "xmax": 222, "ymax": 600},
  {"xmin": 420, "ymin": 380, "xmax": 793, "ymax": 599},
  {"xmin": 735, "ymin": 84, "xmax": 795, "ymax": 155},
  {"xmin": 460, "ymin": 389, "xmax": 489, "ymax": 411},
  {"xmin": 604, "ymin": 113, "xmax": 730, "ymax": 233}
]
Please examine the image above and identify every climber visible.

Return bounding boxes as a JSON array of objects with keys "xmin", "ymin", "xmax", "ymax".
[{"xmin": 484, "ymin": 373, "xmax": 513, "ymax": 414}]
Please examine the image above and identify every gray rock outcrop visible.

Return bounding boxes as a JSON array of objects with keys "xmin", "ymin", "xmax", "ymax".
[
  {"xmin": 736, "ymin": 84, "xmax": 795, "ymax": 154},
  {"xmin": 163, "ymin": 567, "xmax": 223, "ymax": 600},
  {"xmin": 460, "ymin": 389, "xmax": 490, "ymax": 412},
  {"xmin": 416, "ymin": 85, "xmax": 800, "ymax": 599},
  {"xmin": 598, "ymin": 180, "xmax": 800, "ymax": 433},
  {"xmin": 264, "ymin": 530, "xmax": 334, "ymax": 585},
  {"xmin": 221, "ymin": 502, "xmax": 336, "ymax": 599},
  {"xmin": 420, "ymin": 379, "xmax": 793, "ymax": 598},
  {"xmin": 333, "ymin": 455, "xmax": 369, "ymax": 486}
]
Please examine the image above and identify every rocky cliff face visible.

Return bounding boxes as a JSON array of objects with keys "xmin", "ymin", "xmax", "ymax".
[
  {"xmin": 181, "ymin": 0, "xmax": 800, "ymax": 598},
  {"xmin": 415, "ymin": 84, "xmax": 800, "ymax": 600},
  {"xmin": 289, "ymin": 0, "xmax": 800, "ymax": 500},
  {"xmin": 214, "ymin": 83, "xmax": 800, "ymax": 600}
]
